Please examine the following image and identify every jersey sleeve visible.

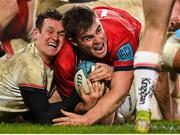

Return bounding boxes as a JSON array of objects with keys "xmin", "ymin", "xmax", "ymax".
[
  {"xmin": 112, "ymin": 31, "xmax": 138, "ymax": 72},
  {"xmin": 12, "ymin": 53, "xmax": 45, "ymax": 89}
]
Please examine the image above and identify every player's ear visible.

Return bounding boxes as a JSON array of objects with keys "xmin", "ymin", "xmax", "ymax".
[
  {"xmin": 32, "ymin": 28, "xmax": 40, "ymax": 40},
  {"xmin": 68, "ymin": 38, "xmax": 78, "ymax": 46}
]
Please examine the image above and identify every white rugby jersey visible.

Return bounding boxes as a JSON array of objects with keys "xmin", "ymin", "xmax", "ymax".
[{"xmin": 0, "ymin": 42, "xmax": 55, "ymax": 113}]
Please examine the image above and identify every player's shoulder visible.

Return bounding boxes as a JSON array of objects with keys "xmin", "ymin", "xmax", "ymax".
[
  {"xmin": 93, "ymin": 6, "xmax": 136, "ymax": 21},
  {"xmin": 55, "ymin": 40, "xmax": 76, "ymax": 64},
  {"xmin": 59, "ymin": 40, "xmax": 74, "ymax": 53},
  {"xmin": 93, "ymin": 6, "xmax": 128, "ymax": 15},
  {"xmin": 94, "ymin": 6, "xmax": 141, "ymax": 34},
  {"xmin": 21, "ymin": 43, "xmax": 40, "ymax": 59},
  {"xmin": 15, "ymin": 43, "xmax": 43, "ymax": 69}
]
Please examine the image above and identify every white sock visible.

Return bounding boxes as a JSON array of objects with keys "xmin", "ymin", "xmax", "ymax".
[{"xmin": 134, "ymin": 51, "xmax": 161, "ymax": 112}]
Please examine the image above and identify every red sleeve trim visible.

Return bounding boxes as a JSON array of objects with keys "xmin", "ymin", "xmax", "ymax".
[
  {"xmin": 18, "ymin": 83, "xmax": 44, "ymax": 89},
  {"xmin": 2, "ymin": 40, "xmax": 14, "ymax": 55}
]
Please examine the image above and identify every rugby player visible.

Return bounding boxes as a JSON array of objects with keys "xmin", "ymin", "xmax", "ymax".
[
  {"xmin": 156, "ymin": 0, "xmax": 180, "ymax": 121},
  {"xmin": 53, "ymin": 5, "xmax": 141, "ymax": 125},
  {"xmin": 133, "ymin": 0, "xmax": 176, "ymax": 133},
  {"xmin": 0, "ymin": 9, "xmax": 81, "ymax": 124},
  {"xmin": 54, "ymin": 0, "xmax": 180, "ymax": 125}
]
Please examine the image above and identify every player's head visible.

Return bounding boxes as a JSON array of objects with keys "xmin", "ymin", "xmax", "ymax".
[
  {"xmin": 35, "ymin": 9, "xmax": 63, "ymax": 31},
  {"xmin": 33, "ymin": 9, "xmax": 65, "ymax": 62},
  {"xmin": 63, "ymin": 6, "xmax": 107, "ymax": 59}
]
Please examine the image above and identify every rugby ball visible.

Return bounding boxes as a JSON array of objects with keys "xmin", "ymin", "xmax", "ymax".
[
  {"xmin": 117, "ymin": 85, "xmax": 137, "ymax": 121},
  {"xmin": 74, "ymin": 60, "xmax": 96, "ymax": 94}
]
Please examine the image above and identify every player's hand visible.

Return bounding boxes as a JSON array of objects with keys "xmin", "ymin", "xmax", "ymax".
[
  {"xmin": 53, "ymin": 109, "xmax": 88, "ymax": 126},
  {"xmin": 78, "ymin": 79, "xmax": 105, "ymax": 112},
  {"xmin": 88, "ymin": 63, "xmax": 114, "ymax": 82}
]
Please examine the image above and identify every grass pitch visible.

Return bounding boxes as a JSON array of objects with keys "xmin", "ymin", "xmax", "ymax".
[{"xmin": 0, "ymin": 120, "xmax": 179, "ymax": 134}]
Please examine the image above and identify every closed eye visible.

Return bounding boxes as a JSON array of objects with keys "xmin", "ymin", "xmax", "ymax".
[
  {"xmin": 96, "ymin": 25, "xmax": 102, "ymax": 34},
  {"xmin": 57, "ymin": 31, "xmax": 65, "ymax": 37},
  {"xmin": 82, "ymin": 35, "xmax": 94, "ymax": 42}
]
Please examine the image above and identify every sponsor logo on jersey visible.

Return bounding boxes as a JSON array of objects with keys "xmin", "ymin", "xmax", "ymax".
[{"xmin": 117, "ymin": 43, "xmax": 134, "ymax": 61}]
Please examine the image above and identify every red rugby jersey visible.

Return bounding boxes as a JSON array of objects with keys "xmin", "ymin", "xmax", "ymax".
[
  {"xmin": 54, "ymin": 6, "xmax": 141, "ymax": 97},
  {"xmin": 94, "ymin": 6, "xmax": 141, "ymax": 71},
  {"xmin": 54, "ymin": 40, "xmax": 78, "ymax": 98}
]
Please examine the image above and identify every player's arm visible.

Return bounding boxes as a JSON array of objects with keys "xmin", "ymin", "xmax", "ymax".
[
  {"xmin": 81, "ymin": 70, "xmax": 133, "ymax": 124},
  {"xmin": 20, "ymin": 86, "xmax": 81, "ymax": 124},
  {"xmin": 53, "ymin": 70, "xmax": 133, "ymax": 125},
  {"xmin": 83, "ymin": 34, "xmax": 137, "ymax": 124},
  {"xmin": 53, "ymin": 33, "xmax": 136, "ymax": 125}
]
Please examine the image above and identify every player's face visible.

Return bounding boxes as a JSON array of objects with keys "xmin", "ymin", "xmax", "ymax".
[
  {"xmin": 34, "ymin": 18, "xmax": 65, "ymax": 61},
  {"xmin": 76, "ymin": 17, "xmax": 107, "ymax": 58}
]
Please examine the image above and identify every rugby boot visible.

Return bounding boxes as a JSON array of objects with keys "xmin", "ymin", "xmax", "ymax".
[{"xmin": 134, "ymin": 110, "xmax": 151, "ymax": 133}]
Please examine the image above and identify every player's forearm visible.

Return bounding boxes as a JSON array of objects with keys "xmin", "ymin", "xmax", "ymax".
[
  {"xmin": 20, "ymin": 86, "xmax": 81, "ymax": 124},
  {"xmin": 82, "ymin": 86, "xmax": 127, "ymax": 125},
  {"xmin": 82, "ymin": 71, "xmax": 133, "ymax": 125}
]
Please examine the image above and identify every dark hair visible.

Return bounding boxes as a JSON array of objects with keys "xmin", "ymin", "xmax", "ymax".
[
  {"xmin": 62, "ymin": 6, "xmax": 96, "ymax": 41},
  {"xmin": 36, "ymin": 9, "xmax": 63, "ymax": 31}
]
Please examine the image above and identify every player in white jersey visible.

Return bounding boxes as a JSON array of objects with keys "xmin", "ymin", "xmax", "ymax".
[
  {"xmin": 0, "ymin": 42, "xmax": 54, "ymax": 113},
  {"xmin": 0, "ymin": 9, "xmax": 83, "ymax": 124}
]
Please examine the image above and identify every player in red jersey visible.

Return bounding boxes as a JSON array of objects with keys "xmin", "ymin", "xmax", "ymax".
[
  {"xmin": 53, "ymin": 6, "xmax": 141, "ymax": 125},
  {"xmin": 0, "ymin": 0, "xmax": 37, "ymax": 58}
]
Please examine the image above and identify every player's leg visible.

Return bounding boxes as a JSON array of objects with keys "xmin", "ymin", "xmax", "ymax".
[
  {"xmin": 159, "ymin": 28, "xmax": 180, "ymax": 120},
  {"xmin": 114, "ymin": 84, "xmax": 137, "ymax": 124},
  {"xmin": 150, "ymin": 94, "xmax": 162, "ymax": 120},
  {"xmin": 172, "ymin": 74, "xmax": 180, "ymax": 120},
  {"xmin": 134, "ymin": 0, "xmax": 175, "ymax": 133},
  {"xmin": 154, "ymin": 72, "xmax": 173, "ymax": 120}
]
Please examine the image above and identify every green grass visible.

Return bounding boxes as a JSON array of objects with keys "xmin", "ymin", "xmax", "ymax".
[{"xmin": 0, "ymin": 120, "xmax": 179, "ymax": 134}]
